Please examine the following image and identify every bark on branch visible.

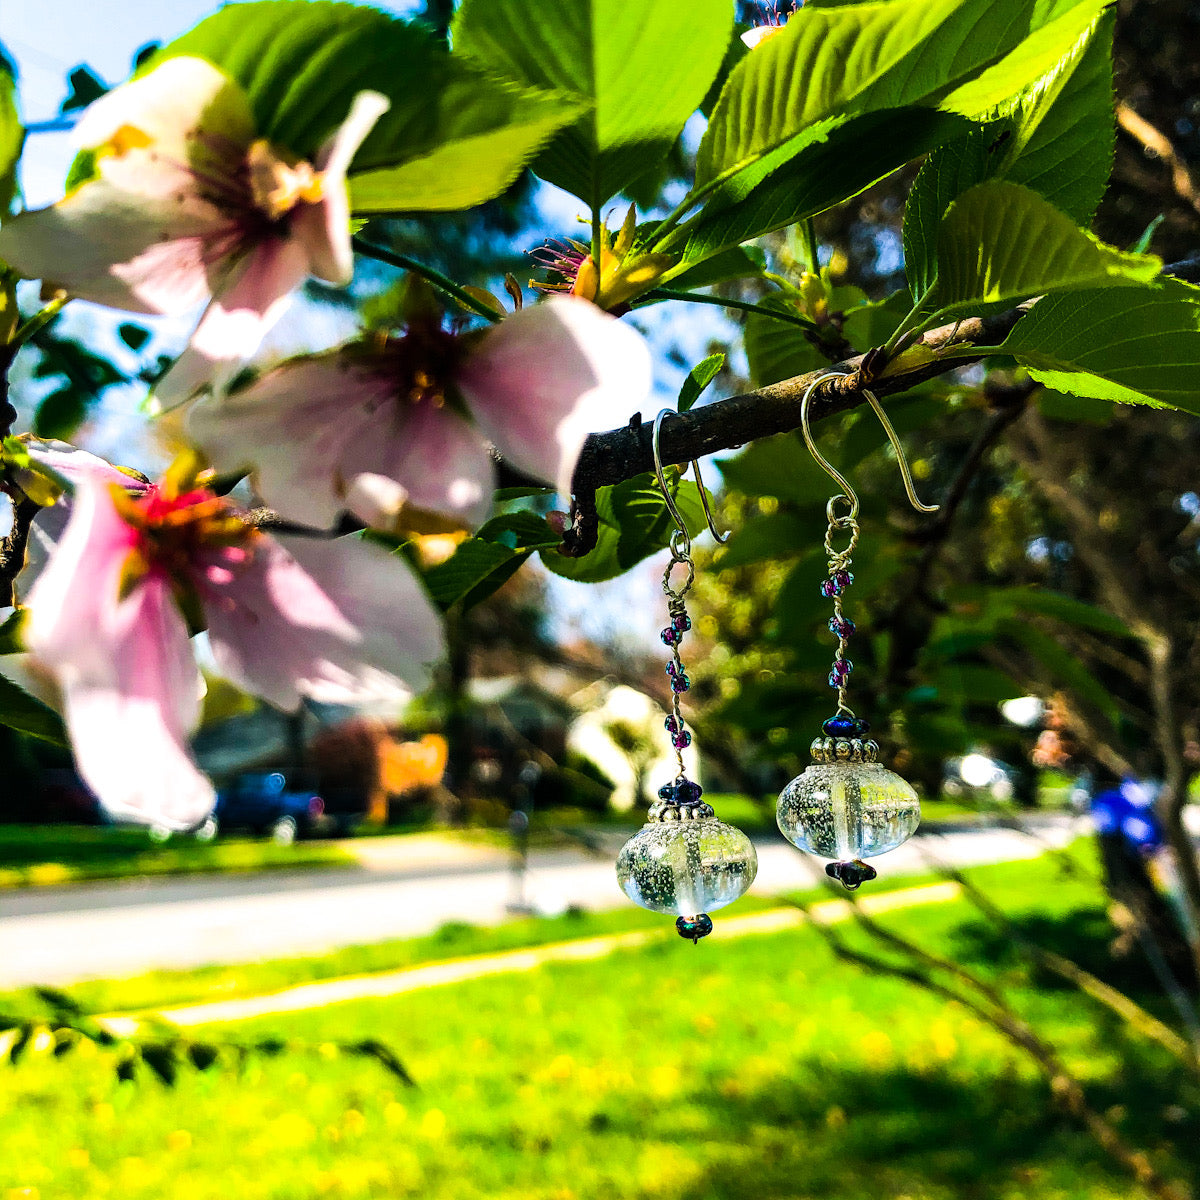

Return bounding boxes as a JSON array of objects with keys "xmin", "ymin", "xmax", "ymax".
[{"xmin": 563, "ymin": 257, "xmax": 1200, "ymax": 557}]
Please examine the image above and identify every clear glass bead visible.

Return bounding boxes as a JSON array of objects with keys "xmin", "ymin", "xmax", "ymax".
[
  {"xmin": 777, "ymin": 762, "xmax": 920, "ymax": 860},
  {"xmin": 616, "ymin": 817, "xmax": 758, "ymax": 916}
]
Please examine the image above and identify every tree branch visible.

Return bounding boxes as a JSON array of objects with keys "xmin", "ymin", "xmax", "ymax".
[{"xmin": 563, "ymin": 256, "xmax": 1200, "ymax": 557}]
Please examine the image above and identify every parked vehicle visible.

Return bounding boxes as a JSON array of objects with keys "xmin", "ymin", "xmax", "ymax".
[{"xmin": 200, "ymin": 772, "xmax": 329, "ymax": 844}]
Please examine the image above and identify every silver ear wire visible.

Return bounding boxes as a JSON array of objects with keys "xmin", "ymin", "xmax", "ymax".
[
  {"xmin": 652, "ymin": 409, "xmax": 730, "ymax": 552},
  {"xmin": 799, "ymin": 373, "xmax": 940, "ymax": 519}
]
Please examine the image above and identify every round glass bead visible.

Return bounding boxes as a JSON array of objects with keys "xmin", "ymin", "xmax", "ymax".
[
  {"xmin": 664, "ymin": 716, "xmax": 680, "ymax": 734},
  {"xmin": 672, "ymin": 614, "xmax": 692, "ymax": 633},
  {"xmin": 822, "ymin": 714, "xmax": 869, "ymax": 737},
  {"xmin": 829, "ymin": 616, "xmax": 856, "ymax": 638},
  {"xmin": 830, "ymin": 659, "xmax": 852, "ymax": 682},
  {"xmin": 665, "ymin": 661, "xmax": 679, "ymax": 676},
  {"xmin": 672, "ymin": 730, "xmax": 692, "ymax": 749},
  {"xmin": 617, "ymin": 817, "xmax": 758, "ymax": 916},
  {"xmin": 820, "ymin": 579, "xmax": 838, "ymax": 599},
  {"xmin": 833, "ymin": 569, "xmax": 854, "ymax": 589},
  {"xmin": 671, "ymin": 673, "xmax": 691, "ymax": 693},
  {"xmin": 777, "ymin": 762, "xmax": 920, "ymax": 860},
  {"xmin": 660, "ymin": 628, "xmax": 678, "ymax": 646}
]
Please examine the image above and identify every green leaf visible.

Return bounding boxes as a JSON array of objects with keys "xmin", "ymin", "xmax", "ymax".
[
  {"xmin": 903, "ymin": 124, "xmax": 1001, "ymax": 302},
  {"xmin": 347, "ymin": 84, "xmax": 585, "ymax": 213},
  {"xmin": 158, "ymin": 1, "xmax": 584, "ymax": 214},
  {"xmin": 540, "ymin": 473, "xmax": 703, "ymax": 584},
  {"xmin": 421, "ymin": 538, "xmax": 526, "ymax": 611},
  {"xmin": 118, "ymin": 324, "xmax": 151, "ymax": 352},
  {"xmin": 0, "ymin": 671, "xmax": 67, "ymax": 745},
  {"xmin": 474, "ymin": 511, "xmax": 560, "ymax": 550},
  {"xmin": 718, "ymin": 436, "xmax": 834, "ymax": 506},
  {"xmin": 903, "ymin": 13, "xmax": 1115, "ymax": 299},
  {"xmin": 926, "ymin": 182, "xmax": 1160, "ymax": 318},
  {"xmin": 0, "ymin": 609, "xmax": 25, "ymax": 655},
  {"xmin": 994, "ymin": 588, "xmax": 1130, "ymax": 637},
  {"xmin": 669, "ymin": 108, "xmax": 970, "ymax": 265},
  {"xmin": 678, "ymin": 354, "xmax": 725, "ymax": 414},
  {"xmin": 0, "ymin": 59, "xmax": 22, "ymax": 214},
  {"xmin": 1002, "ymin": 279, "xmax": 1200, "ymax": 414},
  {"xmin": 697, "ymin": 0, "xmax": 1109, "ymax": 196},
  {"xmin": 716, "ymin": 511, "xmax": 815, "ymax": 571},
  {"xmin": 60, "ymin": 65, "xmax": 108, "ymax": 113},
  {"xmin": 453, "ymin": 0, "xmax": 732, "ymax": 206},
  {"xmin": 34, "ymin": 387, "xmax": 88, "ymax": 441},
  {"xmin": 743, "ymin": 300, "xmax": 826, "ymax": 388},
  {"xmin": 1001, "ymin": 11, "xmax": 1115, "ymax": 225},
  {"xmin": 667, "ymin": 246, "xmax": 766, "ymax": 292}
]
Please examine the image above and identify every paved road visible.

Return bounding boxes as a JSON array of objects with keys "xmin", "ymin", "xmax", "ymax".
[{"xmin": 0, "ymin": 819, "xmax": 1084, "ymax": 988}]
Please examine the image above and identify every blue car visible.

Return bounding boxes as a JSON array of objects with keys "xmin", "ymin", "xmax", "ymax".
[{"xmin": 199, "ymin": 772, "xmax": 327, "ymax": 844}]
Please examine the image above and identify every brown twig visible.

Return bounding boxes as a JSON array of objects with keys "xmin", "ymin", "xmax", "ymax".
[
  {"xmin": 1117, "ymin": 103, "xmax": 1200, "ymax": 221},
  {"xmin": 793, "ymin": 890, "xmax": 1193, "ymax": 1200},
  {"xmin": 0, "ymin": 496, "xmax": 38, "ymax": 607}
]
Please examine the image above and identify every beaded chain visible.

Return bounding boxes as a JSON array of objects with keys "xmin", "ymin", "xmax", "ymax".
[
  {"xmin": 820, "ymin": 494, "xmax": 860, "ymax": 717},
  {"xmin": 656, "ymin": 532, "xmax": 703, "ymax": 808}
]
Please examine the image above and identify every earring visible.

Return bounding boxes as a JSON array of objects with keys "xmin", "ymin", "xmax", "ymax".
[
  {"xmin": 777, "ymin": 373, "xmax": 939, "ymax": 890},
  {"xmin": 616, "ymin": 411, "xmax": 758, "ymax": 942}
]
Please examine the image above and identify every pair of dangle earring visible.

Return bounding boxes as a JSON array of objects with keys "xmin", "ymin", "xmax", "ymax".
[
  {"xmin": 616, "ymin": 410, "xmax": 758, "ymax": 942},
  {"xmin": 777, "ymin": 373, "xmax": 939, "ymax": 889}
]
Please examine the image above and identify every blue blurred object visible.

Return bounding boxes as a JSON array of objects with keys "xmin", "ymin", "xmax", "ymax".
[
  {"xmin": 203, "ymin": 772, "xmax": 328, "ymax": 844},
  {"xmin": 1090, "ymin": 778, "xmax": 1163, "ymax": 851}
]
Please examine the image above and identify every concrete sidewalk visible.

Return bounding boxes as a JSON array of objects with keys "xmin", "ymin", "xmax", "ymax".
[{"xmin": 99, "ymin": 881, "xmax": 961, "ymax": 1033}]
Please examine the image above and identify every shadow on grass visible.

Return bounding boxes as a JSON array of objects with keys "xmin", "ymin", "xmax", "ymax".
[{"xmin": 623, "ymin": 1061, "xmax": 1200, "ymax": 1200}]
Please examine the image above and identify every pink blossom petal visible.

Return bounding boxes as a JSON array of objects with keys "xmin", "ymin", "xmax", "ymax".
[
  {"xmin": 0, "ymin": 182, "xmax": 222, "ymax": 314},
  {"xmin": 294, "ymin": 91, "xmax": 389, "ymax": 285},
  {"xmin": 187, "ymin": 352, "xmax": 494, "ymax": 529},
  {"xmin": 154, "ymin": 236, "xmax": 311, "ymax": 405},
  {"xmin": 22, "ymin": 438, "xmax": 150, "ymax": 493},
  {"xmin": 0, "ymin": 58, "xmax": 251, "ymax": 314},
  {"xmin": 24, "ymin": 476, "xmax": 139, "ymax": 677},
  {"xmin": 203, "ymin": 531, "xmax": 444, "ymax": 709},
  {"xmin": 72, "ymin": 57, "xmax": 254, "ymax": 161},
  {"xmin": 61, "ymin": 575, "xmax": 213, "ymax": 830},
  {"xmin": 24, "ymin": 478, "xmax": 211, "ymax": 829},
  {"xmin": 457, "ymin": 296, "xmax": 651, "ymax": 499}
]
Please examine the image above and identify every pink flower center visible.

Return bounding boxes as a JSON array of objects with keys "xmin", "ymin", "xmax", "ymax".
[
  {"xmin": 372, "ymin": 323, "xmax": 467, "ymax": 412},
  {"xmin": 114, "ymin": 484, "xmax": 257, "ymax": 601}
]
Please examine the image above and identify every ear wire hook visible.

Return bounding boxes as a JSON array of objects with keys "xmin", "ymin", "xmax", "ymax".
[
  {"xmin": 652, "ymin": 409, "xmax": 730, "ymax": 558},
  {"xmin": 799, "ymin": 372, "xmax": 940, "ymax": 520}
]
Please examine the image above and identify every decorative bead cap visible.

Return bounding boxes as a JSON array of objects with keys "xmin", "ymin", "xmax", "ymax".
[
  {"xmin": 649, "ymin": 799, "xmax": 716, "ymax": 822},
  {"xmin": 809, "ymin": 736, "xmax": 880, "ymax": 764}
]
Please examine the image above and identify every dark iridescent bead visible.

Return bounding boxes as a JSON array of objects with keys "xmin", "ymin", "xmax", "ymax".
[
  {"xmin": 658, "ymin": 783, "xmax": 675, "ymax": 800},
  {"xmin": 672, "ymin": 731, "xmax": 692, "ymax": 750},
  {"xmin": 677, "ymin": 779, "xmax": 703, "ymax": 803},
  {"xmin": 676, "ymin": 913, "xmax": 713, "ymax": 942},
  {"xmin": 671, "ymin": 673, "xmax": 691, "ymax": 693},
  {"xmin": 664, "ymin": 716, "xmax": 680, "ymax": 734},
  {"xmin": 830, "ymin": 659, "xmax": 852, "ymax": 682},
  {"xmin": 660, "ymin": 627, "xmax": 678, "ymax": 646},
  {"xmin": 833, "ymin": 569, "xmax": 854, "ymax": 589},
  {"xmin": 672, "ymin": 614, "xmax": 692, "ymax": 633},
  {"xmin": 822, "ymin": 714, "xmax": 869, "ymax": 737},
  {"xmin": 666, "ymin": 661, "xmax": 678, "ymax": 677},
  {"xmin": 820, "ymin": 579, "xmax": 838, "ymax": 599},
  {"xmin": 827, "ymin": 671, "xmax": 840, "ymax": 688},
  {"xmin": 828, "ymin": 616, "xmax": 856, "ymax": 638}
]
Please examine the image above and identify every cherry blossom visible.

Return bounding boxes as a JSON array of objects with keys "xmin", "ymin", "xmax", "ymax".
[
  {"xmin": 23, "ymin": 465, "xmax": 443, "ymax": 829},
  {"xmin": 0, "ymin": 56, "xmax": 388, "ymax": 405},
  {"xmin": 187, "ymin": 295, "xmax": 652, "ymax": 532}
]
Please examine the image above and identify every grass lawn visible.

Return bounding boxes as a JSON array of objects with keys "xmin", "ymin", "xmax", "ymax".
[
  {"xmin": 0, "ymin": 824, "xmax": 356, "ymax": 888},
  {"xmin": 2, "ymin": 846, "xmax": 1197, "ymax": 1199}
]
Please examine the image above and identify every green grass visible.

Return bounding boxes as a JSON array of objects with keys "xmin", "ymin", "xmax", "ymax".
[
  {"xmin": 0, "ymin": 824, "xmax": 356, "ymax": 889},
  {"xmin": 1, "ymin": 844, "xmax": 1195, "ymax": 1200}
]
